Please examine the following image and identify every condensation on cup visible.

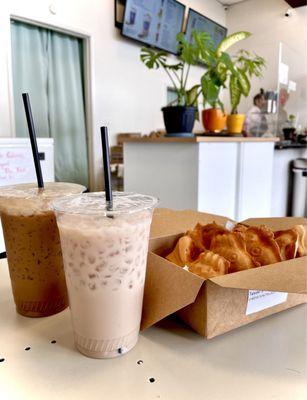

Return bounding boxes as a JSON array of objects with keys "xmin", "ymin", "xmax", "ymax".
[
  {"xmin": 52, "ymin": 192, "xmax": 158, "ymax": 359},
  {"xmin": 0, "ymin": 182, "xmax": 85, "ymax": 317}
]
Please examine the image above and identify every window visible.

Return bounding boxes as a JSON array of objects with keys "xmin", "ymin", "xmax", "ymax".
[{"xmin": 11, "ymin": 19, "xmax": 89, "ymax": 188}]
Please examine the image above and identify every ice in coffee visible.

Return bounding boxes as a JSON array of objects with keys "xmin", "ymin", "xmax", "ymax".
[
  {"xmin": 53, "ymin": 192, "xmax": 157, "ymax": 358},
  {"xmin": 0, "ymin": 182, "xmax": 85, "ymax": 317}
]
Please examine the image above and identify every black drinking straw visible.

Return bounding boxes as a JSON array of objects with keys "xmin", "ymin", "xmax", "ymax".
[
  {"xmin": 100, "ymin": 126, "xmax": 113, "ymax": 210},
  {"xmin": 22, "ymin": 93, "xmax": 44, "ymax": 189}
]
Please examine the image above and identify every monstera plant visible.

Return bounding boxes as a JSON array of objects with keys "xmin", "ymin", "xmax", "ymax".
[{"xmin": 140, "ymin": 31, "xmax": 213, "ymax": 136}]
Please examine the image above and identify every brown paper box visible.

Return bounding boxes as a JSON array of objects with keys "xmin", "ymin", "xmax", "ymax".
[{"xmin": 142, "ymin": 209, "xmax": 307, "ymax": 338}]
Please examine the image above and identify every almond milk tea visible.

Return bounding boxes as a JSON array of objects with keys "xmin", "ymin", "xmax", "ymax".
[{"xmin": 53, "ymin": 193, "xmax": 157, "ymax": 359}]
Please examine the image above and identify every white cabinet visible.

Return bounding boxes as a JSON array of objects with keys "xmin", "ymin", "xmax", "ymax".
[
  {"xmin": 124, "ymin": 138, "xmax": 276, "ymax": 221},
  {"xmin": 236, "ymin": 142, "xmax": 274, "ymax": 221},
  {"xmin": 124, "ymin": 142, "xmax": 199, "ymax": 210},
  {"xmin": 197, "ymin": 142, "xmax": 238, "ymax": 218}
]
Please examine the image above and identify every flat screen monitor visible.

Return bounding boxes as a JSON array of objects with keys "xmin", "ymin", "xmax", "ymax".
[
  {"xmin": 121, "ymin": 0, "xmax": 185, "ymax": 55},
  {"xmin": 185, "ymin": 9, "xmax": 227, "ymax": 49}
]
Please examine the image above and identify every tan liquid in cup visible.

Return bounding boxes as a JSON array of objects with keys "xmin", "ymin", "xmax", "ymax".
[
  {"xmin": 53, "ymin": 192, "xmax": 157, "ymax": 359},
  {"xmin": 0, "ymin": 182, "xmax": 85, "ymax": 317}
]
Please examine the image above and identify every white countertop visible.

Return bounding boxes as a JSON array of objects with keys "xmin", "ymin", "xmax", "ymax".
[{"xmin": 0, "ymin": 259, "xmax": 306, "ymax": 400}]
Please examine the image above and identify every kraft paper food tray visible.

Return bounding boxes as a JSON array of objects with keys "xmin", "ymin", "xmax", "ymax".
[
  {"xmin": 150, "ymin": 208, "xmax": 232, "ymax": 238},
  {"xmin": 142, "ymin": 210, "xmax": 307, "ymax": 332},
  {"xmin": 150, "ymin": 208, "xmax": 307, "ymax": 238}
]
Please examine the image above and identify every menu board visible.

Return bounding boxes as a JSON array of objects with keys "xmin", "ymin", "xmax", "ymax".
[
  {"xmin": 185, "ymin": 9, "xmax": 227, "ymax": 49},
  {"xmin": 122, "ymin": 0, "xmax": 185, "ymax": 54}
]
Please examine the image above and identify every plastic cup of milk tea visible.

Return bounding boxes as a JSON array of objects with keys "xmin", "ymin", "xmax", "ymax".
[
  {"xmin": 0, "ymin": 182, "xmax": 85, "ymax": 317},
  {"xmin": 52, "ymin": 191, "xmax": 158, "ymax": 359}
]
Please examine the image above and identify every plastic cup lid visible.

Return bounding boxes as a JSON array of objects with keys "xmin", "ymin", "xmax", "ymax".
[
  {"xmin": 52, "ymin": 192, "xmax": 158, "ymax": 216},
  {"xmin": 0, "ymin": 182, "xmax": 86, "ymax": 200}
]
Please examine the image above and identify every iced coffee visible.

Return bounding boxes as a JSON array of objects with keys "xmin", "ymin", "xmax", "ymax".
[
  {"xmin": 53, "ymin": 192, "xmax": 157, "ymax": 359},
  {"xmin": 0, "ymin": 182, "xmax": 85, "ymax": 317}
]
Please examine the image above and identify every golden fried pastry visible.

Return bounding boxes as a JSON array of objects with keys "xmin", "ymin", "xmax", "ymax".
[
  {"xmin": 165, "ymin": 221, "xmax": 306, "ymax": 277},
  {"xmin": 293, "ymin": 225, "xmax": 307, "ymax": 257},
  {"xmin": 274, "ymin": 229, "xmax": 299, "ymax": 260},
  {"xmin": 233, "ymin": 223, "xmax": 248, "ymax": 234},
  {"xmin": 188, "ymin": 250, "xmax": 229, "ymax": 279},
  {"xmin": 242, "ymin": 226, "xmax": 282, "ymax": 266},
  {"xmin": 166, "ymin": 235, "xmax": 201, "ymax": 267},
  {"xmin": 186, "ymin": 224, "xmax": 206, "ymax": 251},
  {"xmin": 187, "ymin": 222, "xmax": 228, "ymax": 250},
  {"xmin": 210, "ymin": 232, "xmax": 256, "ymax": 273}
]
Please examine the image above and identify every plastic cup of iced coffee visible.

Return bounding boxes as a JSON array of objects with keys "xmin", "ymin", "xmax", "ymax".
[
  {"xmin": 0, "ymin": 182, "xmax": 85, "ymax": 317},
  {"xmin": 52, "ymin": 192, "xmax": 158, "ymax": 359}
]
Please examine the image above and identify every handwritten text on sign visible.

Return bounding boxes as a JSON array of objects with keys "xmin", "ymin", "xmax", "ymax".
[
  {"xmin": 246, "ymin": 290, "xmax": 288, "ymax": 315},
  {"xmin": 0, "ymin": 150, "xmax": 32, "ymax": 183}
]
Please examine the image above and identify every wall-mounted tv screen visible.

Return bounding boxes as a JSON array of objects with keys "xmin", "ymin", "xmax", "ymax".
[
  {"xmin": 121, "ymin": 0, "xmax": 185, "ymax": 55},
  {"xmin": 185, "ymin": 9, "xmax": 227, "ymax": 49}
]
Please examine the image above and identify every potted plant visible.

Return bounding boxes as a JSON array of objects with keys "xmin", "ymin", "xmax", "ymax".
[
  {"xmin": 196, "ymin": 31, "xmax": 253, "ymax": 133},
  {"xmin": 140, "ymin": 32, "xmax": 211, "ymax": 136},
  {"xmin": 227, "ymin": 50, "xmax": 266, "ymax": 134}
]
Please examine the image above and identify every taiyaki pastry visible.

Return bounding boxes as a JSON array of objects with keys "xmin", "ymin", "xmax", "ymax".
[
  {"xmin": 232, "ymin": 223, "xmax": 248, "ymax": 235},
  {"xmin": 164, "ymin": 221, "xmax": 306, "ymax": 277},
  {"xmin": 187, "ymin": 222, "xmax": 228, "ymax": 250},
  {"xmin": 188, "ymin": 250, "xmax": 229, "ymax": 279},
  {"xmin": 166, "ymin": 235, "xmax": 202, "ymax": 267},
  {"xmin": 293, "ymin": 225, "xmax": 307, "ymax": 257},
  {"xmin": 274, "ymin": 229, "xmax": 299, "ymax": 261},
  {"xmin": 210, "ymin": 232, "xmax": 256, "ymax": 273},
  {"xmin": 242, "ymin": 226, "xmax": 282, "ymax": 266}
]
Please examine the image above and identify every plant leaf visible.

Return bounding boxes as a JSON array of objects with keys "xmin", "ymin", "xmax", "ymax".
[
  {"xmin": 161, "ymin": 62, "xmax": 183, "ymax": 71},
  {"xmin": 192, "ymin": 31, "xmax": 215, "ymax": 65},
  {"xmin": 216, "ymin": 99, "xmax": 225, "ymax": 113},
  {"xmin": 201, "ymin": 74, "xmax": 220, "ymax": 107},
  {"xmin": 216, "ymin": 62, "xmax": 227, "ymax": 83},
  {"xmin": 140, "ymin": 47, "xmax": 167, "ymax": 69},
  {"xmin": 230, "ymin": 75, "xmax": 241, "ymax": 114},
  {"xmin": 216, "ymin": 31, "xmax": 251, "ymax": 56},
  {"xmin": 218, "ymin": 52, "xmax": 238, "ymax": 75},
  {"xmin": 186, "ymin": 84, "xmax": 200, "ymax": 107},
  {"xmin": 237, "ymin": 69, "xmax": 250, "ymax": 97},
  {"xmin": 177, "ymin": 32, "xmax": 199, "ymax": 65},
  {"xmin": 234, "ymin": 50, "xmax": 266, "ymax": 78}
]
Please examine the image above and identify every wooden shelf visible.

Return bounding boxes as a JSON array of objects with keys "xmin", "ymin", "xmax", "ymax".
[{"xmin": 122, "ymin": 136, "xmax": 280, "ymax": 143}]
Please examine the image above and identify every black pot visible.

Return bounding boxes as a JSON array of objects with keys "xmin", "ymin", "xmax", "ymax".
[{"xmin": 161, "ymin": 106, "xmax": 196, "ymax": 135}]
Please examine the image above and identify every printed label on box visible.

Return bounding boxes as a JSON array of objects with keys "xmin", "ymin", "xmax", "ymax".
[{"xmin": 246, "ymin": 290, "xmax": 288, "ymax": 315}]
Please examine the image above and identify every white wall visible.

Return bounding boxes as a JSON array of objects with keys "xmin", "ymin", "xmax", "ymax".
[
  {"xmin": 226, "ymin": 0, "xmax": 307, "ymax": 125},
  {"xmin": 0, "ymin": 0, "xmax": 225, "ymax": 190}
]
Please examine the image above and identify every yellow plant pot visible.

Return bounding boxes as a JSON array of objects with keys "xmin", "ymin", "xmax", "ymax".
[{"xmin": 227, "ymin": 114, "xmax": 245, "ymax": 134}]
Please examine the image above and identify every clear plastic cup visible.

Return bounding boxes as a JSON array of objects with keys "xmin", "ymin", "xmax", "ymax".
[
  {"xmin": 52, "ymin": 192, "xmax": 158, "ymax": 359},
  {"xmin": 0, "ymin": 182, "xmax": 85, "ymax": 317}
]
